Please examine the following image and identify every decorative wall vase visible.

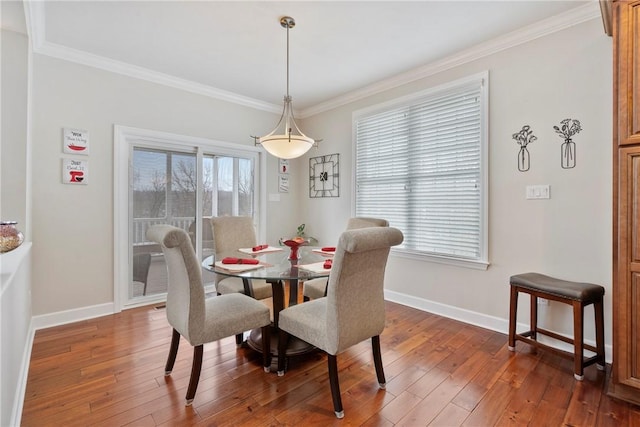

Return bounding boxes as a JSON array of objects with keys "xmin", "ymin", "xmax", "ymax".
[
  {"xmin": 561, "ymin": 139, "xmax": 576, "ymax": 169},
  {"xmin": 512, "ymin": 125, "xmax": 537, "ymax": 172},
  {"xmin": 0, "ymin": 221, "xmax": 24, "ymax": 253},
  {"xmin": 518, "ymin": 146, "xmax": 530, "ymax": 172},
  {"xmin": 553, "ymin": 118, "xmax": 581, "ymax": 169}
]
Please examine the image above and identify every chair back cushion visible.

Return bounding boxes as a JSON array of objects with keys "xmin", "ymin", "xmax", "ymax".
[
  {"xmin": 146, "ymin": 225, "xmax": 205, "ymax": 344},
  {"xmin": 346, "ymin": 217, "xmax": 389, "ymax": 230},
  {"xmin": 132, "ymin": 253, "xmax": 151, "ymax": 284},
  {"xmin": 325, "ymin": 227, "xmax": 403, "ymax": 353},
  {"xmin": 188, "ymin": 216, "xmax": 214, "ymax": 251},
  {"xmin": 211, "ymin": 216, "xmax": 257, "ymax": 253}
]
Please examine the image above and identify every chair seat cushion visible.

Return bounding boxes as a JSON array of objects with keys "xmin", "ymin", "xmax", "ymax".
[
  {"xmin": 510, "ymin": 272, "xmax": 604, "ymax": 303},
  {"xmin": 279, "ymin": 299, "xmax": 330, "ymax": 353},
  {"xmin": 195, "ymin": 293, "xmax": 270, "ymax": 345},
  {"xmin": 303, "ymin": 278, "xmax": 328, "ymax": 300},
  {"xmin": 217, "ymin": 277, "xmax": 272, "ymax": 300}
]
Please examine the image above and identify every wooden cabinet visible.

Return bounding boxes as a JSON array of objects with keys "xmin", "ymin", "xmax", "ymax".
[{"xmin": 611, "ymin": 0, "xmax": 640, "ymax": 405}]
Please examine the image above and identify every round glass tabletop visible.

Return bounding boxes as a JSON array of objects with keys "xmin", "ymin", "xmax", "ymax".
[{"xmin": 202, "ymin": 246, "xmax": 331, "ymax": 281}]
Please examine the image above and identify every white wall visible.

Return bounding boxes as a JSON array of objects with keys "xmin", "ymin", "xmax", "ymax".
[
  {"xmin": 1, "ymin": 28, "xmax": 32, "ymax": 427},
  {"xmin": 29, "ymin": 54, "xmax": 299, "ymax": 316},
  {"xmin": 300, "ymin": 19, "xmax": 613, "ymax": 347},
  {"xmin": 1, "ymin": 29, "xmax": 29, "ymax": 233}
]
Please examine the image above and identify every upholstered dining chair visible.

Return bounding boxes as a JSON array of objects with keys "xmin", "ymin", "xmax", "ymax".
[
  {"xmin": 303, "ymin": 217, "xmax": 389, "ymax": 301},
  {"xmin": 132, "ymin": 252, "xmax": 151, "ymax": 296},
  {"xmin": 188, "ymin": 216, "xmax": 215, "ymax": 256},
  {"xmin": 146, "ymin": 224, "xmax": 271, "ymax": 406},
  {"xmin": 210, "ymin": 216, "xmax": 273, "ymax": 301},
  {"xmin": 277, "ymin": 226, "xmax": 403, "ymax": 418}
]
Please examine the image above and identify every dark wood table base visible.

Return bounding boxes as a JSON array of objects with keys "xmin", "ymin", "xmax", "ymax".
[
  {"xmin": 247, "ymin": 326, "xmax": 315, "ymax": 356},
  {"xmin": 247, "ymin": 278, "xmax": 317, "ymax": 369}
]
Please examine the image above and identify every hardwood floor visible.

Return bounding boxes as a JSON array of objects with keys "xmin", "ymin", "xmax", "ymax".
[{"xmin": 22, "ymin": 301, "xmax": 640, "ymax": 426}]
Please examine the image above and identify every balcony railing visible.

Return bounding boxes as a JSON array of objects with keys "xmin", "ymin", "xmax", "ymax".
[{"xmin": 132, "ymin": 217, "xmax": 193, "ymax": 245}]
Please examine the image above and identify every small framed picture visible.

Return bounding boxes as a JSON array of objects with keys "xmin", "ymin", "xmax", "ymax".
[
  {"xmin": 278, "ymin": 174, "xmax": 289, "ymax": 193},
  {"xmin": 62, "ymin": 158, "xmax": 88, "ymax": 184},
  {"xmin": 279, "ymin": 158, "xmax": 289, "ymax": 174},
  {"xmin": 63, "ymin": 128, "xmax": 89, "ymax": 155}
]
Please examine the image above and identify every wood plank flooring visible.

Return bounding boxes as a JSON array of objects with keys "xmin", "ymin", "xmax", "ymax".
[{"xmin": 22, "ymin": 301, "xmax": 640, "ymax": 426}]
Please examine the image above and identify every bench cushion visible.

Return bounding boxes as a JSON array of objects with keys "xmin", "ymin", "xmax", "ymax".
[{"xmin": 510, "ymin": 272, "xmax": 604, "ymax": 303}]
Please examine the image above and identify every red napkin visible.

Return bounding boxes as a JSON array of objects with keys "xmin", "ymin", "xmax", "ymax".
[
  {"xmin": 252, "ymin": 244, "xmax": 268, "ymax": 252},
  {"xmin": 221, "ymin": 257, "xmax": 260, "ymax": 265},
  {"xmin": 323, "ymin": 259, "xmax": 333, "ymax": 269},
  {"xmin": 322, "ymin": 247, "xmax": 336, "ymax": 252}
]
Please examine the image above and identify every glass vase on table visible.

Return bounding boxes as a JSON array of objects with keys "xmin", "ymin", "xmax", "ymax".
[{"xmin": 282, "ymin": 238, "xmax": 307, "ymax": 260}]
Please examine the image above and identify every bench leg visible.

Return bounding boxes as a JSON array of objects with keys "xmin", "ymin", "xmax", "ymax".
[
  {"xmin": 530, "ymin": 293, "xmax": 538, "ymax": 345},
  {"xmin": 573, "ymin": 300, "xmax": 584, "ymax": 381},
  {"xmin": 594, "ymin": 298, "xmax": 606, "ymax": 370},
  {"xmin": 508, "ymin": 285, "xmax": 518, "ymax": 351}
]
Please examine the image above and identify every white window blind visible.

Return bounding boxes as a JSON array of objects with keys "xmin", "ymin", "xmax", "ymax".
[{"xmin": 355, "ymin": 75, "xmax": 487, "ymax": 265}]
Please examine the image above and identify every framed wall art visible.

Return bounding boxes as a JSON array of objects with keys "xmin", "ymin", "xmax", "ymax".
[{"xmin": 309, "ymin": 153, "xmax": 339, "ymax": 198}]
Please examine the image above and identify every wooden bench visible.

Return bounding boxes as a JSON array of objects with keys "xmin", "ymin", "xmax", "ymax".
[{"xmin": 508, "ymin": 272, "xmax": 605, "ymax": 380}]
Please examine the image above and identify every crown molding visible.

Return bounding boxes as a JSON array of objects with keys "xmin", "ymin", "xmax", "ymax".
[
  {"xmin": 299, "ymin": 2, "xmax": 601, "ymax": 118},
  {"xmin": 23, "ymin": 0, "xmax": 44, "ymax": 49},
  {"xmin": 599, "ymin": 0, "xmax": 613, "ymax": 36},
  {"xmin": 39, "ymin": 41, "xmax": 282, "ymax": 113},
  {"xmin": 23, "ymin": 1, "xmax": 600, "ymax": 119},
  {"xmin": 22, "ymin": 1, "xmax": 281, "ymax": 114}
]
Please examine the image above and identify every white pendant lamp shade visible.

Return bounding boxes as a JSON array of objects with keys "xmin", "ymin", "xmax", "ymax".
[
  {"xmin": 255, "ymin": 16, "xmax": 318, "ymax": 159},
  {"xmin": 260, "ymin": 134, "xmax": 314, "ymax": 160}
]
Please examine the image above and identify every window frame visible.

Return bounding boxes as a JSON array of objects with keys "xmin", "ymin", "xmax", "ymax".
[
  {"xmin": 114, "ymin": 125, "xmax": 267, "ymax": 310},
  {"xmin": 352, "ymin": 72, "xmax": 489, "ymax": 270}
]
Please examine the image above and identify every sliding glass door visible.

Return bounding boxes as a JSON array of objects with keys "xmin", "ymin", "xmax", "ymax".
[
  {"xmin": 115, "ymin": 126, "xmax": 263, "ymax": 309},
  {"xmin": 130, "ymin": 148, "xmax": 197, "ymax": 298}
]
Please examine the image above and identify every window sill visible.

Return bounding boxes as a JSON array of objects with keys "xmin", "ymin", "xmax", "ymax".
[{"xmin": 391, "ymin": 248, "xmax": 489, "ymax": 271}]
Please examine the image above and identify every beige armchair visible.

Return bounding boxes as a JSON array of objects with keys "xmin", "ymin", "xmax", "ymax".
[
  {"xmin": 303, "ymin": 217, "xmax": 389, "ymax": 301},
  {"xmin": 146, "ymin": 224, "xmax": 271, "ymax": 406},
  {"xmin": 277, "ymin": 226, "xmax": 403, "ymax": 418},
  {"xmin": 211, "ymin": 216, "xmax": 273, "ymax": 300}
]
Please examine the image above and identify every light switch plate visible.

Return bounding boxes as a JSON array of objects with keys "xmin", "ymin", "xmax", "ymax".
[{"xmin": 526, "ymin": 185, "xmax": 550, "ymax": 200}]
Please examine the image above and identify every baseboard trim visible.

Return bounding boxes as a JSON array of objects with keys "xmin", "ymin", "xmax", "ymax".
[
  {"xmin": 384, "ymin": 289, "xmax": 508, "ymax": 333},
  {"xmin": 31, "ymin": 302, "xmax": 115, "ymax": 331},
  {"xmin": 384, "ymin": 289, "xmax": 612, "ymax": 364},
  {"xmin": 9, "ymin": 321, "xmax": 35, "ymax": 427}
]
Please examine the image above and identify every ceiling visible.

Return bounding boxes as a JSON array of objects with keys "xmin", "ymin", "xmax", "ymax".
[{"xmin": 3, "ymin": 1, "xmax": 602, "ymax": 115}]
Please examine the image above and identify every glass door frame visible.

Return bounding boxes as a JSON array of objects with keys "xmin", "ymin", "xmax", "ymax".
[{"xmin": 114, "ymin": 125, "xmax": 267, "ymax": 311}]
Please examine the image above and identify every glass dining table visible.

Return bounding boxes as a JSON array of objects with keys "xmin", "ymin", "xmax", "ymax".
[{"xmin": 202, "ymin": 246, "xmax": 332, "ymax": 359}]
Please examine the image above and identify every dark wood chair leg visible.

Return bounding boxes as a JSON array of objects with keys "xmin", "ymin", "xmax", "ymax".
[
  {"xmin": 235, "ymin": 333, "xmax": 244, "ymax": 346},
  {"xmin": 262, "ymin": 325, "xmax": 271, "ymax": 372},
  {"xmin": 185, "ymin": 345, "xmax": 203, "ymax": 405},
  {"xmin": 573, "ymin": 301, "xmax": 584, "ymax": 380},
  {"xmin": 594, "ymin": 298, "xmax": 606, "ymax": 369},
  {"xmin": 530, "ymin": 292, "xmax": 538, "ymax": 341},
  {"xmin": 328, "ymin": 354, "xmax": 344, "ymax": 418},
  {"xmin": 277, "ymin": 329, "xmax": 289, "ymax": 376},
  {"xmin": 371, "ymin": 335, "xmax": 386, "ymax": 388},
  {"xmin": 508, "ymin": 285, "xmax": 518, "ymax": 351},
  {"xmin": 165, "ymin": 329, "xmax": 180, "ymax": 375}
]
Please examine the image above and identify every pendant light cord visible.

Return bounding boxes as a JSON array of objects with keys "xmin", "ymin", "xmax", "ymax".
[{"xmin": 286, "ymin": 22, "xmax": 290, "ymax": 98}]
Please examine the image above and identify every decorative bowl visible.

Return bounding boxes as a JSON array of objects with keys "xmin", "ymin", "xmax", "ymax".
[{"xmin": 0, "ymin": 221, "xmax": 24, "ymax": 253}]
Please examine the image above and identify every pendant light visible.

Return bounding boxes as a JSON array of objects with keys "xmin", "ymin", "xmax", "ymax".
[{"xmin": 255, "ymin": 16, "xmax": 318, "ymax": 159}]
